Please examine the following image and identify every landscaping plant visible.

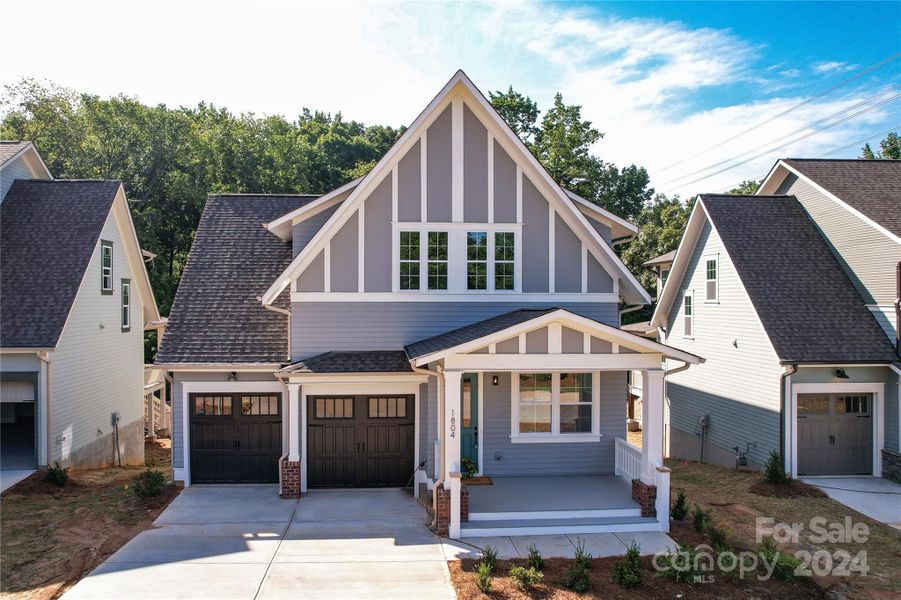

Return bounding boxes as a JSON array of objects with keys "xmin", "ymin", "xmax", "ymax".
[
  {"xmin": 480, "ymin": 545, "xmax": 498, "ymax": 571},
  {"xmin": 764, "ymin": 451, "xmax": 789, "ymax": 485},
  {"xmin": 757, "ymin": 537, "xmax": 801, "ymax": 581},
  {"xmin": 527, "ymin": 543, "xmax": 545, "ymax": 570},
  {"xmin": 691, "ymin": 503, "xmax": 712, "ymax": 532},
  {"xmin": 612, "ymin": 541, "xmax": 643, "ymax": 588},
  {"xmin": 509, "ymin": 565, "xmax": 543, "ymax": 590},
  {"xmin": 705, "ymin": 522, "xmax": 730, "ymax": 550},
  {"xmin": 671, "ymin": 491, "xmax": 689, "ymax": 521},
  {"xmin": 461, "ymin": 457, "xmax": 477, "ymax": 479},
  {"xmin": 132, "ymin": 468, "xmax": 166, "ymax": 498},
  {"xmin": 659, "ymin": 543, "xmax": 701, "ymax": 583},
  {"xmin": 475, "ymin": 560, "xmax": 492, "ymax": 593},
  {"xmin": 564, "ymin": 563, "xmax": 590, "ymax": 593},
  {"xmin": 573, "ymin": 537, "xmax": 593, "ymax": 570},
  {"xmin": 44, "ymin": 462, "xmax": 69, "ymax": 486}
]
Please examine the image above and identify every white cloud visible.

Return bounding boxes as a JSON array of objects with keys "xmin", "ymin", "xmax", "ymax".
[{"xmin": 813, "ymin": 61, "xmax": 859, "ymax": 74}]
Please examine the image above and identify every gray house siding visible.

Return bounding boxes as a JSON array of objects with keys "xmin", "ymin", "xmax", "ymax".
[
  {"xmin": 296, "ymin": 251, "xmax": 324, "ymax": 292},
  {"xmin": 555, "ymin": 213, "xmax": 582, "ymax": 292},
  {"xmin": 463, "ymin": 105, "xmax": 489, "ymax": 223},
  {"xmin": 587, "ymin": 254, "xmax": 614, "ymax": 293},
  {"xmin": 493, "ymin": 141, "xmax": 517, "ymax": 223},
  {"xmin": 585, "ymin": 215, "xmax": 612, "ymax": 244},
  {"xmin": 776, "ymin": 172, "xmax": 900, "ymax": 306},
  {"xmin": 664, "ymin": 220, "xmax": 783, "ymax": 469},
  {"xmin": 481, "ymin": 371, "xmax": 625, "ymax": 476},
  {"xmin": 426, "ymin": 106, "xmax": 453, "ymax": 222},
  {"xmin": 1, "ymin": 157, "xmax": 36, "ymax": 201},
  {"xmin": 293, "ymin": 205, "xmax": 339, "ymax": 257},
  {"xmin": 330, "ymin": 210, "xmax": 358, "ymax": 292},
  {"xmin": 364, "ymin": 175, "xmax": 392, "ymax": 292},
  {"xmin": 522, "ymin": 177, "xmax": 549, "ymax": 292},
  {"xmin": 397, "ymin": 140, "xmax": 421, "ymax": 222},
  {"xmin": 291, "ymin": 302, "xmax": 618, "ymax": 358}
]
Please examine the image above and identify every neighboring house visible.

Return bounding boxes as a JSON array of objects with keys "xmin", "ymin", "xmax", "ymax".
[
  {"xmin": 0, "ymin": 142, "xmax": 161, "ymax": 471},
  {"xmin": 156, "ymin": 71, "xmax": 702, "ymax": 539},
  {"xmin": 652, "ymin": 170, "xmax": 900, "ymax": 482}
]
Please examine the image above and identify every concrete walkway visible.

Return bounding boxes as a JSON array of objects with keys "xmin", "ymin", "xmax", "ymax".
[
  {"xmin": 63, "ymin": 486, "xmax": 455, "ymax": 600},
  {"xmin": 442, "ymin": 530, "xmax": 678, "ymax": 560},
  {"xmin": 802, "ymin": 477, "xmax": 901, "ymax": 530}
]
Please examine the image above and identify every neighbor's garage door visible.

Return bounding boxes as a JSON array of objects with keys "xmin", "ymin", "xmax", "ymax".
[
  {"xmin": 797, "ymin": 393, "xmax": 872, "ymax": 476},
  {"xmin": 190, "ymin": 393, "xmax": 282, "ymax": 483},
  {"xmin": 307, "ymin": 395, "xmax": 414, "ymax": 488}
]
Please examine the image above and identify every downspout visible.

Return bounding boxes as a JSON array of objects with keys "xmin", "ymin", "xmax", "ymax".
[
  {"xmin": 779, "ymin": 364, "xmax": 797, "ymax": 464},
  {"xmin": 408, "ymin": 360, "xmax": 444, "ymax": 528},
  {"xmin": 37, "ymin": 351, "xmax": 52, "ymax": 466}
]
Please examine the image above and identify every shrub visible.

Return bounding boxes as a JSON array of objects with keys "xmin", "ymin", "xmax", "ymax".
[
  {"xmin": 758, "ymin": 537, "xmax": 800, "ymax": 581},
  {"xmin": 764, "ymin": 451, "xmax": 789, "ymax": 485},
  {"xmin": 573, "ymin": 537, "xmax": 593, "ymax": 570},
  {"xmin": 527, "ymin": 543, "xmax": 545, "ymax": 570},
  {"xmin": 659, "ymin": 543, "xmax": 701, "ymax": 583},
  {"xmin": 705, "ymin": 523, "xmax": 730, "ymax": 550},
  {"xmin": 480, "ymin": 545, "xmax": 498, "ymax": 572},
  {"xmin": 564, "ymin": 563, "xmax": 590, "ymax": 593},
  {"xmin": 44, "ymin": 462, "xmax": 69, "ymax": 486},
  {"xmin": 612, "ymin": 541, "xmax": 643, "ymax": 588},
  {"xmin": 671, "ymin": 492, "xmax": 689, "ymax": 521},
  {"xmin": 509, "ymin": 565, "xmax": 543, "ymax": 590},
  {"xmin": 475, "ymin": 560, "xmax": 492, "ymax": 593},
  {"xmin": 133, "ymin": 468, "xmax": 166, "ymax": 497},
  {"xmin": 691, "ymin": 504, "xmax": 712, "ymax": 532},
  {"xmin": 461, "ymin": 457, "xmax": 477, "ymax": 479}
]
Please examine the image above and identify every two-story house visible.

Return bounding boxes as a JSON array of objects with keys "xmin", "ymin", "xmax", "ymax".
[
  {"xmin": 0, "ymin": 141, "xmax": 161, "ymax": 488},
  {"xmin": 155, "ymin": 71, "xmax": 702, "ymax": 539},
  {"xmin": 651, "ymin": 160, "xmax": 900, "ymax": 483}
]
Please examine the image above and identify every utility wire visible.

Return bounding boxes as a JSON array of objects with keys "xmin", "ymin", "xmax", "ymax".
[
  {"xmin": 657, "ymin": 51, "xmax": 901, "ymax": 173},
  {"xmin": 661, "ymin": 88, "xmax": 900, "ymax": 186},
  {"xmin": 815, "ymin": 126, "xmax": 900, "ymax": 158}
]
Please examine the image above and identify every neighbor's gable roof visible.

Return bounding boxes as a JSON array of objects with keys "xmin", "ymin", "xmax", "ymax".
[
  {"xmin": 652, "ymin": 194, "xmax": 897, "ymax": 363},
  {"xmin": 260, "ymin": 70, "xmax": 651, "ymax": 306},
  {"xmin": 155, "ymin": 194, "xmax": 318, "ymax": 365},
  {"xmin": 643, "ymin": 250, "xmax": 676, "ymax": 267},
  {"xmin": 1, "ymin": 180, "xmax": 121, "ymax": 348},
  {"xmin": 278, "ymin": 350, "xmax": 413, "ymax": 374},
  {"xmin": 759, "ymin": 158, "xmax": 901, "ymax": 241},
  {"xmin": 0, "ymin": 141, "xmax": 51, "ymax": 178}
]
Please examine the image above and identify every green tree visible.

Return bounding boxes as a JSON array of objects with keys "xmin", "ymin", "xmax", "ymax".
[
  {"xmin": 860, "ymin": 132, "xmax": 900, "ymax": 159},
  {"xmin": 488, "ymin": 86, "xmax": 539, "ymax": 143},
  {"xmin": 728, "ymin": 179, "xmax": 760, "ymax": 195}
]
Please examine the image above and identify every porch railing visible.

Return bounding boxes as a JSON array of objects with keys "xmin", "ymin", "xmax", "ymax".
[{"xmin": 614, "ymin": 437, "xmax": 642, "ymax": 482}]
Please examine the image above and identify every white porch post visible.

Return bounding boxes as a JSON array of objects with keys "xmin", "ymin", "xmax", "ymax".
[
  {"xmin": 444, "ymin": 369, "xmax": 463, "ymax": 539},
  {"xmin": 288, "ymin": 383, "xmax": 301, "ymax": 462},
  {"xmin": 641, "ymin": 369, "xmax": 665, "ymax": 482}
]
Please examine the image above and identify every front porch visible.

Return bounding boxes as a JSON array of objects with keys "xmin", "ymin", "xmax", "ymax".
[{"xmin": 467, "ymin": 475, "xmax": 637, "ymax": 514}]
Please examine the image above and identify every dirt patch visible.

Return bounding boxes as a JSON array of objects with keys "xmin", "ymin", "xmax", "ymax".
[
  {"xmin": 0, "ymin": 438, "xmax": 177, "ymax": 600},
  {"xmin": 449, "ymin": 557, "xmax": 824, "ymax": 600},
  {"xmin": 750, "ymin": 479, "xmax": 827, "ymax": 499}
]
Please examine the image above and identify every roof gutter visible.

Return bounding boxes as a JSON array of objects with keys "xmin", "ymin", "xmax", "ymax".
[{"xmin": 611, "ymin": 234, "xmax": 635, "ymax": 247}]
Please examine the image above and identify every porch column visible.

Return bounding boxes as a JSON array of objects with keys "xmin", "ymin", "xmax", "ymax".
[
  {"xmin": 641, "ymin": 369, "xmax": 665, "ymax": 483},
  {"xmin": 444, "ymin": 370, "xmax": 463, "ymax": 538},
  {"xmin": 288, "ymin": 383, "xmax": 301, "ymax": 461}
]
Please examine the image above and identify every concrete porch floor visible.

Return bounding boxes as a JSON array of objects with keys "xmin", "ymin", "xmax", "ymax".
[
  {"xmin": 442, "ymin": 531, "xmax": 677, "ymax": 560},
  {"xmin": 467, "ymin": 475, "xmax": 638, "ymax": 513}
]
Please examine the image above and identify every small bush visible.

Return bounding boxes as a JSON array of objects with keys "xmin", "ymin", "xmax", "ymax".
[
  {"xmin": 564, "ymin": 563, "xmax": 590, "ymax": 593},
  {"xmin": 612, "ymin": 541, "xmax": 643, "ymax": 588},
  {"xmin": 573, "ymin": 537, "xmax": 593, "ymax": 570},
  {"xmin": 475, "ymin": 560, "xmax": 492, "ymax": 593},
  {"xmin": 659, "ymin": 543, "xmax": 701, "ymax": 583},
  {"xmin": 480, "ymin": 545, "xmax": 498, "ymax": 572},
  {"xmin": 671, "ymin": 492, "xmax": 689, "ymax": 521},
  {"xmin": 706, "ymin": 523, "xmax": 730, "ymax": 550},
  {"xmin": 44, "ymin": 462, "xmax": 69, "ymax": 486},
  {"xmin": 133, "ymin": 468, "xmax": 166, "ymax": 497},
  {"xmin": 509, "ymin": 565, "xmax": 543, "ymax": 590},
  {"xmin": 758, "ymin": 537, "xmax": 800, "ymax": 581},
  {"xmin": 527, "ymin": 543, "xmax": 545, "ymax": 570},
  {"xmin": 764, "ymin": 451, "xmax": 789, "ymax": 485},
  {"xmin": 691, "ymin": 504, "xmax": 712, "ymax": 532}
]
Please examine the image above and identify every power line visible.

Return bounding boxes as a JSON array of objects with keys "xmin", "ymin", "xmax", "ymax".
[
  {"xmin": 815, "ymin": 126, "xmax": 899, "ymax": 158},
  {"xmin": 660, "ymin": 88, "xmax": 899, "ymax": 186},
  {"xmin": 657, "ymin": 51, "xmax": 901, "ymax": 173}
]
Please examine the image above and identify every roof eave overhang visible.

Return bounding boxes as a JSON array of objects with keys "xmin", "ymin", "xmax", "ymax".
[
  {"xmin": 153, "ymin": 363, "xmax": 283, "ymax": 372},
  {"xmin": 649, "ymin": 197, "xmax": 706, "ymax": 328},
  {"xmin": 265, "ymin": 177, "xmax": 364, "ymax": 241}
]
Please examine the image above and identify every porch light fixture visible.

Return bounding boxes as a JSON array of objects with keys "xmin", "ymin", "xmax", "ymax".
[
  {"xmin": 492, "ymin": 375, "xmax": 499, "ymax": 386},
  {"xmin": 834, "ymin": 369, "xmax": 849, "ymax": 380},
  {"xmin": 227, "ymin": 371, "xmax": 238, "ymax": 381}
]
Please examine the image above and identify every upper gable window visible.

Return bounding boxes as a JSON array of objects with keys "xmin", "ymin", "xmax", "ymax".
[
  {"xmin": 121, "ymin": 279, "xmax": 131, "ymax": 331},
  {"xmin": 399, "ymin": 231, "xmax": 420, "ymax": 290},
  {"xmin": 683, "ymin": 292, "xmax": 693, "ymax": 338},
  {"xmin": 101, "ymin": 241, "xmax": 113, "ymax": 293},
  {"xmin": 494, "ymin": 232, "xmax": 515, "ymax": 291},
  {"xmin": 466, "ymin": 232, "xmax": 488, "ymax": 290},
  {"xmin": 705, "ymin": 256, "xmax": 718, "ymax": 302},
  {"xmin": 427, "ymin": 232, "xmax": 448, "ymax": 290}
]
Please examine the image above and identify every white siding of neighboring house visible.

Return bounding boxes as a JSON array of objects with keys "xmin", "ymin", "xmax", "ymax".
[
  {"xmin": 0, "ymin": 154, "xmax": 39, "ymax": 201},
  {"xmin": 663, "ymin": 220, "xmax": 783, "ymax": 468},
  {"xmin": 49, "ymin": 206, "xmax": 146, "ymax": 468}
]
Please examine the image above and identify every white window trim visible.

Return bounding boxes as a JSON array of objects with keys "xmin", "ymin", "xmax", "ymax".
[
  {"xmin": 510, "ymin": 371, "xmax": 601, "ymax": 443},
  {"xmin": 121, "ymin": 279, "xmax": 131, "ymax": 331},
  {"xmin": 398, "ymin": 230, "xmax": 422, "ymax": 291},
  {"xmin": 466, "ymin": 230, "xmax": 489, "ymax": 291},
  {"xmin": 683, "ymin": 291, "xmax": 694, "ymax": 340},
  {"xmin": 704, "ymin": 254, "xmax": 719, "ymax": 303},
  {"xmin": 101, "ymin": 240, "xmax": 113, "ymax": 292},
  {"xmin": 426, "ymin": 231, "xmax": 449, "ymax": 291}
]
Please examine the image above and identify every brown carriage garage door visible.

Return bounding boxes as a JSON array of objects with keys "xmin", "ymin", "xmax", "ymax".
[
  {"xmin": 190, "ymin": 393, "xmax": 282, "ymax": 483},
  {"xmin": 307, "ymin": 395, "xmax": 414, "ymax": 488}
]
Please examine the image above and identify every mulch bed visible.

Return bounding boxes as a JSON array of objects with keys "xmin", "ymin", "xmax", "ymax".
[{"xmin": 749, "ymin": 479, "xmax": 827, "ymax": 499}]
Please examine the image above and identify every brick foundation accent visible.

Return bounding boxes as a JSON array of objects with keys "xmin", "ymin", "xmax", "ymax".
[
  {"xmin": 882, "ymin": 449, "xmax": 901, "ymax": 484},
  {"xmin": 631, "ymin": 479, "xmax": 657, "ymax": 517},
  {"xmin": 280, "ymin": 459, "xmax": 300, "ymax": 499},
  {"xmin": 434, "ymin": 483, "xmax": 469, "ymax": 536}
]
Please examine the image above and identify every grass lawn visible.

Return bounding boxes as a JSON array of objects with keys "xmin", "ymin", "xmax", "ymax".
[{"xmin": 0, "ymin": 438, "xmax": 178, "ymax": 600}]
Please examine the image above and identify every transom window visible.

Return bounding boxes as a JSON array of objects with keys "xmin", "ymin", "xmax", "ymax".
[
  {"xmin": 315, "ymin": 397, "xmax": 353, "ymax": 419},
  {"xmin": 427, "ymin": 232, "xmax": 448, "ymax": 290},
  {"xmin": 121, "ymin": 279, "xmax": 131, "ymax": 331},
  {"xmin": 242, "ymin": 395, "xmax": 279, "ymax": 416},
  {"xmin": 494, "ymin": 232, "xmax": 515, "ymax": 291},
  {"xmin": 399, "ymin": 231, "xmax": 420, "ymax": 290},
  {"xmin": 466, "ymin": 232, "xmax": 488, "ymax": 290},
  {"xmin": 705, "ymin": 257, "xmax": 718, "ymax": 301},
  {"xmin": 368, "ymin": 397, "xmax": 407, "ymax": 418},
  {"xmin": 194, "ymin": 396, "xmax": 232, "ymax": 416},
  {"xmin": 514, "ymin": 372, "xmax": 598, "ymax": 440},
  {"xmin": 101, "ymin": 240, "xmax": 113, "ymax": 292}
]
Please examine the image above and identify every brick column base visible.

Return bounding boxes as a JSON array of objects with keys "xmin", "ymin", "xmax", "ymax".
[
  {"xmin": 632, "ymin": 479, "xmax": 657, "ymax": 517},
  {"xmin": 434, "ymin": 483, "xmax": 469, "ymax": 536},
  {"xmin": 280, "ymin": 460, "xmax": 300, "ymax": 499}
]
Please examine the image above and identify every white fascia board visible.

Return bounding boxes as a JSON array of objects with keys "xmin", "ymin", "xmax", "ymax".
[
  {"xmin": 565, "ymin": 189, "xmax": 639, "ymax": 237},
  {"xmin": 112, "ymin": 186, "xmax": 161, "ymax": 324},
  {"xmin": 0, "ymin": 144, "xmax": 52, "ymax": 179},
  {"xmin": 265, "ymin": 177, "xmax": 363, "ymax": 241},
  {"xmin": 649, "ymin": 198, "xmax": 706, "ymax": 329},
  {"xmin": 756, "ymin": 160, "xmax": 786, "ymax": 195},
  {"xmin": 414, "ymin": 308, "xmax": 703, "ymax": 366}
]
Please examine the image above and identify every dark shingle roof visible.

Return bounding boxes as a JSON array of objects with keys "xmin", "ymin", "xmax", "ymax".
[
  {"xmin": 1, "ymin": 180, "xmax": 120, "ymax": 348},
  {"xmin": 156, "ymin": 194, "xmax": 317, "ymax": 364},
  {"xmin": 700, "ymin": 194, "xmax": 897, "ymax": 363},
  {"xmin": 0, "ymin": 141, "xmax": 31, "ymax": 166},
  {"xmin": 783, "ymin": 159, "xmax": 901, "ymax": 236},
  {"xmin": 405, "ymin": 308, "xmax": 558, "ymax": 359},
  {"xmin": 280, "ymin": 351, "xmax": 412, "ymax": 374},
  {"xmin": 643, "ymin": 250, "xmax": 675, "ymax": 266}
]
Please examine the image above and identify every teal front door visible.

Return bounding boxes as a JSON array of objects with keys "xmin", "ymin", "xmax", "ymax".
[{"xmin": 460, "ymin": 374, "xmax": 479, "ymax": 473}]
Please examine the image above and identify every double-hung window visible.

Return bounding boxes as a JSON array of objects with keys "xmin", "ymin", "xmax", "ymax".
[
  {"xmin": 466, "ymin": 232, "xmax": 488, "ymax": 290},
  {"xmin": 399, "ymin": 231, "xmax": 420, "ymax": 290},
  {"xmin": 494, "ymin": 232, "xmax": 515, "ymax": 290},
  {"xmin": 683, "ymin": 292, "xmax": 693, "ymax": 337},
  {"xmin": 705, "ymin": 256, "xmax": 718, "ymax": 301},
  {"xmin": 427, "ymin": 232, "xmax": 448, "ymax": 290},
  {"xmin": 101, "ymin": 240, "xmax": 113, "ymax": 293},
  {"xmin": 121, "ymin": 279, "xmax": 131, "ymax": 331},
  {"xmin": 514, "ymin": 372, "xmax": 598, "ymax": 441}
]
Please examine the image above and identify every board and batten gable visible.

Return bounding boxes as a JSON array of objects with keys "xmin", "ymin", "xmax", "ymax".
[
  {"xmin": 49, "ymin": 203, "xmax": 146, "ymax": 467},
  {"xmin": 663, "ymin": 218, "xmax": 783, "ymax": 468}
]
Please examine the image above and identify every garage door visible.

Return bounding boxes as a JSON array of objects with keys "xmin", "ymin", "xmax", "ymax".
[
  {"xmin": 190, "ymin": 393, "xmax": 282, "ymax": 483},
  {"xmin": 798, "ymin": 393, "xmax": 872, "ymax": 476},
  {"xmin": 307, "ymin": 395, "xmax": 414, "ymax": 488}
]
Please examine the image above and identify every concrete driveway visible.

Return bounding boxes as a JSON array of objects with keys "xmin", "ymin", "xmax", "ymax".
[
  {"xmin": 802, "ymin": 477, "xmax": 901, "ymax": 529},
  {"xmin": 63, "ymin": 486, "xmax": 455, "ymax": 600}
]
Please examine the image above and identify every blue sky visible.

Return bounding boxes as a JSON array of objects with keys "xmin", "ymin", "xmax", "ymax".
[{"xmin": 1, "ymin": 0, "xmax": 898, "ymax": 198}]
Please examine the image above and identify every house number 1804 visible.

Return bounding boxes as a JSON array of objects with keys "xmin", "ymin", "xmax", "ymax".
[{"xmin": 449, "ymin": 410, "xmax": 456, "ymax": 438}]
